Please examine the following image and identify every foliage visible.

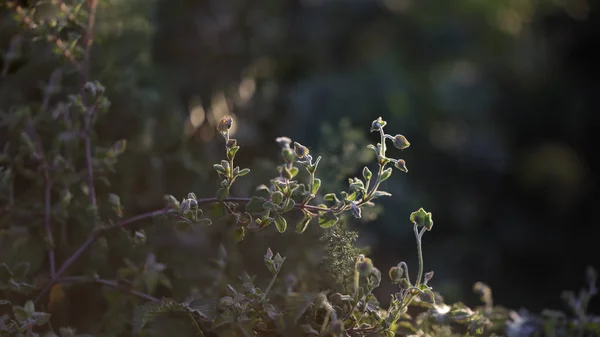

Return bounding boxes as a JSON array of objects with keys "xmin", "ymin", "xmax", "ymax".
[{"xmin": 0, "ymin": 1, "xmax": 598, "ymax": 337}]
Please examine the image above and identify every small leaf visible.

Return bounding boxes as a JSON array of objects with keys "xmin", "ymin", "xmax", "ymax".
[
  {"xmin": 24, "ymin": 300, "xmax": 35, "ymax": 314},
  {"xmin": 112, "ymin": 139, "xmax": 127, "ymax": 155},
  {"xmin": 409, "ymin": 207, "xmax": 433, "ymax": 230},
  {"xmin": 163, "ymin": 194, "xmax": 180, "ymax": 210},
  {"xmin": 233, "ymin": 227, "xmax": 245, "ymax": 242},
  {"xmin": 289, "ymin": 167, "xmax": 299, "ymax": 178},
  {"xmin": 380, "ymin": 167, "xmax": 393, "ymax": 182},
  {"xmin": 362, "ymin": 166, "xmax": 372, "ymax": 182},
  {"xmin": 246, "ymin": 196, "xmax": 266, "ymax": 213},
  {"xmin": 281, "ymin": 198, "xmax": 295, "ymax": 212},
  {"xmin": 197, "ymin": 218, "xmax": 212, "ymax": 226},
  {"xmin": 227, "ymin": 146, "xmax": 239, "ymax": 161},
  {"xmin": 371, "ymin": 191, "xmax": 392, "ymax": 199},
  {"xmin": 271, "ymin": 191, "xmax": 284, "ymax": 205},
  {"xmin": 217, "ymin": 187, "xmax": 229, "ymax": 202},
  {"xmin": 33, "ymin": 312, "xmax": 51, "ymax": 326},
  {"xmin": 237, "ymin": 168, "xmax": 250, "ymax": 176},
  {"xmin": 324, "ymin": 193, "xmax": 338, "ymax": 202},
  {"xmin": 311, "ymin": 178, "xmax": 321, "ymax": 194},
  {"xmin": 274, "ymin": 215, "xmax": 287, "ymax": 233},
  {"xmin": 213, "ymin": 164, "xmax": 228, "ymax": 176},
  {"xmin": 12, "ymin": 305, "xmax": 28, "ymax": 323},
  {"xmin": 263, "ymin": 201, "xmax": 280, "ymax": 211},
  {"xmin": 296, "ymin": 211, "xmax": 312, "ymax": 233},
  {"xmin": 318, "ymin": 211, "xmax": 338, "ymax": 228}
]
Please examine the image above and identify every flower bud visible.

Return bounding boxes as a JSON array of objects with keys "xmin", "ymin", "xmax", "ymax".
[
  {"xmin": 392, "ymin": 134, "xmax": 410, "ymax": 150},
  {"xmin": 394, "ymin": 159, "xmax": 408, "ymax": 173},
  {"xmin": 275, "ymin": 137, "xmax": 292, "ymax": 149},
  {"xmin": 356, "ymin": 254, "xmax": 373, "ymax": 278},
  {"xmin": 293, "ymin": 142, "xmax": 309, "ymax": 159},
  {"xmin": 370, "ymin": 117, "xmax": 387, "ymax": 132},
  {"xmin": 226, "ymin": 138, "xmax": 237, "ymax": 149},
  {"xmin": 388, "ymin": 265, "xmax": 404, "ymax": 284},
  {"xmin": 217, "ymin": 117, "xmax": 233, "ymax": 134}
]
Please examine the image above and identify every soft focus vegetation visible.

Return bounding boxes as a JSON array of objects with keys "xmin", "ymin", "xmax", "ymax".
[{"xmin": 1, "ymin": 0, "xmax": 599, "ymax": 336}]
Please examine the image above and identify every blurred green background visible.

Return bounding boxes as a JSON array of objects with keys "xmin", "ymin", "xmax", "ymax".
[{"xmin": 3, "ymin": 0, "xmax": 599, "ymax": 314}]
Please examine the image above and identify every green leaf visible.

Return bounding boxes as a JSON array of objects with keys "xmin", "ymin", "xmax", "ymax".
[
  {"xmin": 163, "ymin": 194, "xmax": 180, "ymax": 210},
  {"xmin": 380, "ymin": 167, "xmax": 393, "ymax": 182},
  {"xmin": 112, "ymin": 139, "xmax": 127, "ymax": 155},
  {"xmin": 274, "ymin": 215, "xmax": 287, "ymax": 233},
  {"xmin": 323, "ymin": 193, "xmax": 338, "ymax": 202},
  {"xmin": 24, "ymin": 300, "xmax": 35, "ymax": 315},
  {"xmin": 289, "ymin": 167, "xmax": 299, "ymax": 178},
  {"xmin": 227, "ymin": 146, "xmax": 240, "ymax": 161},
  {"xmin": 311, "ymin": 178, "xmax": 321, "ymax": 194},
  {"xmin": 362, "ymin": 166, "xmax": 372, "ymax": 182},
  {"xmin": 371, "ymin": 191, "xmax": 392, "ymax": 199},
  {"xmin": 197, "ymin": 218, "xmax": 212, "ymax": 226},
  {"xmin": 217, "ymin": 187, "xmax": 229, "ymax": 202},
  {"xmin": 245, "ymin": 196, "xmax": 266, "ymax": 213},
  {"xmin": 263, "ymin": 201, "xmax": 280, "ymax": 211},
  {"xmin": 233, "ymin": 227, "xmax": 245, "ymax": 242},
  {"xmin": 33, "ymin": 312, "xmax": 51, "ymax": 326},
  {"xmin": 213, "ymin": 164, "xmax": 228, "ymax": 176},
  {"xmin": 409, "ymin": 207, "xmax": 433, "ymax": 230},
  {"xmin": 237, "ymin": 168, "xmax": 250, "ymax": 177},
  {"xmin": 12, "ymin": 305, "xmax": 28, "ymax": 323},
  {"xmin": 271, "ymin": 191, "xmax": 284, "ymax": 205},
  {"xmin": 318, "ymin": 211, "xmax": 339, "ymax": 228},
  {"xmin": 281, "ymin": 198, "xmax": 295, "ymax": 212},
  {"xmin": 296, "ymin": 211, "xmax": 312, "ymax": 233}
]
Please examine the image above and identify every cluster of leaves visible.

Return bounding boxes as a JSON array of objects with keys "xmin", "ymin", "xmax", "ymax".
[{"xmin": 1, "ymin": 1, "xmax": 598, "ymax": 337}]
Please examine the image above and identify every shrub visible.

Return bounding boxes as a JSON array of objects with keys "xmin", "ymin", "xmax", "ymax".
[{"xmin": 0, "ymin": 1, "xmax": 598, "ymax": 337}]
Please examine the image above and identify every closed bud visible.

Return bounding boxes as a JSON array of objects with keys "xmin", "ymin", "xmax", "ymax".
[
  {"xmin": 217, "ymin": 117, "xmax": 233, "ymax": 133},
  {"xmin": 293, "ymin": 142, "xmax": 309, "ymax": 158},
  {"xmin": 389, "ymin": 266, "xmax": 404, "ymax": 284},
  {"xmin": 370, "ymin": 117, "xmax": 387, "ymax": 132},
  {"xmin": 356, "ymin": 254, "xmax": 373, "ymax": 277},
  {"xmin": 275, "ymin": 137, "xmax": 292, "ymax": 149},
  {"xmin": 282, "ymin": 147, "xmax": 295, "ymax": 163},
  {"xmin": 392, "ymin": 134, "xmax": 410, "ymax": 150},
  {"xmin": 394, "ymin": 159, "xmax": 408, "ymax": 173},
  {"xmin": 226, "ymin": 138, "xmax": 237, "ymax": 149}
]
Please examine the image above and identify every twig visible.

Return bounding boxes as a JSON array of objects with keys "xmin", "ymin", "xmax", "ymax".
[
  {"xmin": 81, "ymin": 0, "xmax": 100, "ymax": 210},
  {"xmin": 57, "ymin": 276, "xmax": 160, "ymax": 302},
  {"xmin": 35, "ymin": 208, "xmax": 172, "ymax": 303},
  {"xmin": 36, "ymin": 195, "xmax": 338, "ymax": 303},
  {"xmin": 44, "ymin": 178, "xmax": 56, "ymax": 279}
]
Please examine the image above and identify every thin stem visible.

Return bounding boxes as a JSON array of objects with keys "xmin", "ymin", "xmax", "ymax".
[
  {"xmin": 263, "ymin": 269, "xmax": 280, "ymax": 298},
  {"xmin": 414, "ymin": 225, "xmax": 425, "ymax": 286},
  {"xmin": 35, "ymin": 208, "xmax": 171, "ymax": 303},
  {"xmin": 57, "ymin": 276, "xmax": 160, "ymax": 302},
  {"xmin": 81, "ymin": 0, "xmax": 99, "ymax": 88},
  {"xmin": 43, "ymin": 178, "xmax": 56, "ymax": 279},
  {"xmin": 81, "ymin": 0, "xmax": 100, "ymax": 211}
]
